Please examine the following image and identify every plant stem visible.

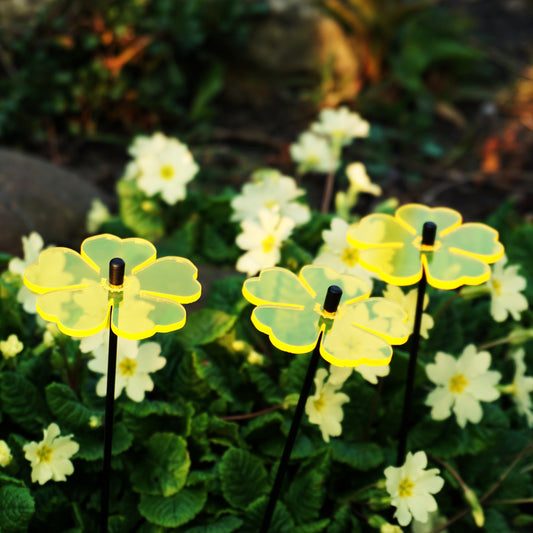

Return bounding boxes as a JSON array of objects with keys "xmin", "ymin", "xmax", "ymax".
[
  {"xmin": 429, "ymin": 443, "xmax": 533, "ymax": 533},
  {"xmin": 321, "ymin": 170, "xmax": 336, "ymax": 214},
  {"xmin": 220, "ymin": 403, "xmax": 286, "ymax": 421}
]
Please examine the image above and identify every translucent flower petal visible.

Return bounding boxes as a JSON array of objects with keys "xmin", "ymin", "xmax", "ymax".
[{"xmin": 348, "ymin": 203, "xmax": 504, "ymax": 289}]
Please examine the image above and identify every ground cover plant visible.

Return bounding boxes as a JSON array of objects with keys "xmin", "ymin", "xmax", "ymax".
[{"xmin": 0, "ymin": 106, "xmax": 532, "ymax": 532}]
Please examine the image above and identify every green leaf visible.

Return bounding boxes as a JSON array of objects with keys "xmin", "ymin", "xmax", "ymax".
[
  {"xmin": 330, "ymin": 440, "xmax": 384, "ymax": 471},
  {"xmin": 45, "ymin": 382, "xmax": 101, "ymax": 429},
  {"xmin": 0, "ymin": 372, "xmax": 47, "ymax": 432},
  {"xmin": 205, "ymin": 275, "xmax": 247, "ymax": 314},
  {"xmin": 284, "ymin": 470, "xmax": 324, "ymax": 524},
  {"xmin": 131, "ymin": 433, "xmax": 190, "ymax": 497},
  {"xmin": 178, "ymin": 309, "xmax": 237, "ymax": 347},
  {"xmin": 0, "ymin": 485, "xmax": 35, "ymax": 532},
  {"xmin": 139, "ymin": 488, "xmax": 207, "ymax": 528},
  {"xmin": 183, "ymin": 515, "xmax": 243, "ymax": 533},
  {"xmin": 241, "ymin": 497, "xmax": 294, "ymax": 533},
  {"xmin": 202, "ymin": 223, "xmax": 238, "ymax": 263},
  {"xmin": 327, "ymin": 505, "xmax": 360, "ymax": 533},
  {"xmin": 484, "ymin": 508, "xmax": 512, "ymax": 533},
  {"xmin": 294, "ymin": 519, "xmax": 331, "ymax": 532},
  {"xmin": 117, "ymin": 179, "xmax": 165, "ymax": 240},
  {"xmin": 219, "ymin": 448, "xmax": 269, "ymax": 509},
  {"xmin": 76, "ymin": 422, "xmax": 133, "ymax": 460}
]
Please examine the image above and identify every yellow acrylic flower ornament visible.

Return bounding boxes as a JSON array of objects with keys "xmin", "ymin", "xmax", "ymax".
[
  {"xmin": 347, "ymin": 204, "xmax": 504, "ymax": 289},
  {"xmin": 23, "ymin": 234, "xmax": 201, "ymax": 340},
  {"xmin": 242, "ymin": 265, "xmax": 409, "ymax": 367}
]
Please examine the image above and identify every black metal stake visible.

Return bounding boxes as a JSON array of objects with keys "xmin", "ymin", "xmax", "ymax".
[
  {"xmin": 396, "ymin": 222, "xmax": 436, "ymax": 466},
  {"xmin": 100, "ymin": 257, "xmax": 125, "ymax": 533},
  {"xmin": 260, "ymin": 285, "xmax": 342, "ymax": 533}
]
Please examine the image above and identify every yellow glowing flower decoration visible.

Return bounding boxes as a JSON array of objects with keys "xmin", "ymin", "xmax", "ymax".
[
  {"xmin": 23, "ymin": 234, "xmax": 201, "ymax": 340},
  {"xmin": 347, "ymin": 204, "xmax": 504, "ymax": 289},
  {"xmin": 242, "ymin": 265, "xmax": 409, "ymax": 367}
]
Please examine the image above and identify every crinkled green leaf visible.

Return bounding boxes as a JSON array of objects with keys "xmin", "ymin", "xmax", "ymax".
[
  {"xmin": 294, "ymin": 519, "xmax": 331, "ymax": 532},
  {"xmin": 327, "ymin": 505, "xmax": 361, "ymax": 533},
  {"xmin": 485, "ymin": 508, "xmax": 513, "ymax": 533},
  {"xmin": 219, "ymin": 448, "xmax": 269, "ymax": 509},
  {"xmin": 284, "ymin": 470, "xmax": 324, "ymax": 524},
  {"xmin": 76, "ymin": 422, "xmax": 133, "ymax": 460},
  {"xmin": 0, "ymin": 485, "xmax": 35, "ymax": 532},
  {"xmin": 183, "ymin": 515, "xmax": 243, "ymax": 533},
  {"xmin": 45, "ymin": 382, "xmax": 101, "ymax": 429},
  {"xmin": 174, "ymin": 350, "xmax": 212, "ymax": 399},
  {"xmin": 202, "ymin": 223, "xmax": 238, "ymax": 263},
  {"xmin": 241, "ymin": 497, "xmax": 294, "ymax": 533},
  {"xmin": 330, "ymin": 440, "xmax": 384, "ymax": 471},
  {"xmin": 121, "ymin": 399, "xmax": 193, "ymax": 440},
  {"xmin": 178, "ymin": 309, "xmax": 237, "ymax": 347},
  {"xmin": 208, "ymin": 417, "xmax": 243, "ymax": 448},
  {"xmin": 131, "ymin": 432, "xmax": 190, "ymax": 497},
  {"xmin": 205, "ymin": 275, "xmax": 247, "ymax": 315},
  {"xmin": 244, "ymin": 365, "xmax": 282, "ymax": 404},
  {"xmin": 0, "ymin": 372, "xmax": 47, "ymax": 432},
  {"xmin": 138, "ymin": 488, "xmax": 206, "ymax": 528}
]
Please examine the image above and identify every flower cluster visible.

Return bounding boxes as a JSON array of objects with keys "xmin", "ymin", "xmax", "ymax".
[
  {"xmin": 122, "ymin": 132, "xmax": 199, "ymax": 205},
  {"xmin": 233, "ymin": 169, "xmax": 310, "ymax": 276},
  {"xmin": 290, "ymin": 106, "xmax": 370, "ymax": 173}
]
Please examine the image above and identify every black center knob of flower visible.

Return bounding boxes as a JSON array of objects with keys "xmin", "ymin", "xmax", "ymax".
[
  {"xmin": 109, "ymin": 258, "xmax": 125, "ymax": 287},
  {"xmin": 323, "ymin": 285, "xmax": 342, "ymax": 313},
  {"xmin": 422, "ymin": 222, "xmax": 437, "ymax": 246}
]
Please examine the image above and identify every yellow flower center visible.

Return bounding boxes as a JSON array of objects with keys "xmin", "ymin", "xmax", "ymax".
[
  {"xmin": 341, "ymin": 247, "xmax": 359, "ymax": 267},
  {"xmin": 398, "ymin": 477, "xmax": 415, "ymax": 498},
  {"xmin": 313, "ymin": 396, "xmax": 326, "ymax": 412},
  {"xmin": 262, "ymin": 235, "xmax": 276, "ymax": 253},
  {"xmin": 264, "ymin": 200, "xmax": 279, "ymax": 210},
  {"xmin": 160, "ymin": 164, "xmax": 175, "ymax": 180},
  {"xmin": 119, "ymin": 357, "xmax": 138, "ymax": 377},
  {"xmin": 37, "ymin": 445, "xmax": 53, "ymax": 463},
  {"xmin": 449, "ymin": 373, "xmax": 469, "ymax": 394},
  {"xmin": 492, "ymin": 279, "xmax": 502, "ymax": 296}
]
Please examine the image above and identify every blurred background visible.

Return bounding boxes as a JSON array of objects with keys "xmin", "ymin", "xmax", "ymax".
[{"xmin": 1, "ymin": 0, "xmax": 532, "ymax": 255}]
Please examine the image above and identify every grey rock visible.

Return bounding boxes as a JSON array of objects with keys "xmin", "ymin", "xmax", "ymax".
[{"xmin": 0, "ymin": 148, "xmax": 111, "ymax": 256}]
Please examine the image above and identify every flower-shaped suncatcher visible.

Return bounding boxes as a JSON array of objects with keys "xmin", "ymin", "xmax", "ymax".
[
  {"xmin": 242, "ymin": 264, "xmax": 409, "ymax": 367},
  {"xmin": 347, "ymin": 204, "xmax": 504, "ymax": 289},
  {"xmin": 23, "ymin": 233, "xmax": 201, "ymax": 339}
]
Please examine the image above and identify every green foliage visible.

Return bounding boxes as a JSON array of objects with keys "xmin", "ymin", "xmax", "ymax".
[
  {"xmin": 0, "ymin": 0, "xmax": 267, "ymax": 143},
  {"xmin": 0, "ymin": 485, "xmax": 35, "ymax": 532}
]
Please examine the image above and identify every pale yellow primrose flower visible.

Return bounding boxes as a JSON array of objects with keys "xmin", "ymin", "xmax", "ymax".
[
  {"xmin": 9, "ymin": 232, "xmax": 47, "ymax": 315},
  {"xmin": 384, "ymin": 451, "xmax": 444, "ymax": 527},
  {"xmin": 231, "ymin": 169, "xmax": 310, "ymax": 226},
  {"xmin": 86, "ymin": 198, "xmax": 111, "ymax": 234},
  {"xmin": 126, "ymin": 132, "xmax": 199, "ymax": 205},
  {"xmin": 23, "ymin": 423, "xmax": 79, "ymax": 485},
  {"xmin": 290, "ymin": 131, "xmax": 339, "ymax": 174},
  {"xmin": 506, "ymin": 349, "xmax": 533, "ymax": 426},
  {"xmin": 236, "ymin": 209, "xmax": 295, "ymax": 277},
  {"xmin": 425, "ymin": 344, "xmax": 501, "ymax": 428},
  {"xmin": 305, "ymin": 367, "xmax": 350, "ymax": 442},
  {"xmin": 383, "ymin": 285, "xmax": 434, "ymax": 339},
  {"xmin": 313, "ymin": 217, "xmax": 375, "ymax": 290},
  {"xmin": 311, "ymin": 106, "xmax": 370, "ymax": 148},
  {"xmin": 0, "ymin": 440, "xmax": 12, "ymax": 467},
  {"xmin": 88, "ymin": 337, "xmax": 166, "ymax": 402},
  {"xmin": 0, "ymin": 334, "xmax": 23, "ymax": 359},
  {"xmin": 355, "ymin": 362, "xmax": 390, "ymax": 384},
  {"xmin": 346, "ymin": 162, "xmax": 381, "ymax": 196},
  {"xmin": 486, "ymin": 254, "xmax": 527, "ymax": 322}
]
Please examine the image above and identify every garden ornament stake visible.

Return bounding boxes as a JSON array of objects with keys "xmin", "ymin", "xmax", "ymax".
[
  {"xmin": 396, "ymin": 222, "xmax": 435, "ymax": 466},
  {"xmin": 347, "ymin": 203, "xmax": 505, "ymax": 464},
  {"xmin": 242, "ymin": 264, "xmax": 410, "ymax": 533},
  {"xmin": 23, "ymin": 234, "xmax": 202, "ymax": 533},
  {"xmin": 260, "ymin": 285, "xmax": 341, "ymax": 533}
]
